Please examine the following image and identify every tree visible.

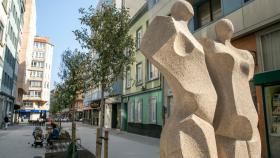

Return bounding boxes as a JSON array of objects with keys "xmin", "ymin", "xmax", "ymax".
[
  {"xmin": 58, "ymin": 49, "xmax": 86, "ymax": 158},
  {"xmin": 50, "ymin": 83, "xmax": 71, "ymax": 128},
  {"xmin": 74, "ymin": 3, "xmax": 135, "ymax": 157}
]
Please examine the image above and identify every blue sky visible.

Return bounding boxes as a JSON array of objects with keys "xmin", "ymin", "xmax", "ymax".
[{"xmin": 36, "ymin": 0, "xmax": 97, "ymax": 90}]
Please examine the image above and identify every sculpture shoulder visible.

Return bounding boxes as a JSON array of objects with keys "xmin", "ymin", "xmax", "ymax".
[{"xmin": 141, "ymin": 16, "xmax": 177, "ymax": 56}]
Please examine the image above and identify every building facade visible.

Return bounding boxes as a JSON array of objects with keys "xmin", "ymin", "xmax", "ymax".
[
  {"xmin": 146, "ymin": 0, "xmax": 280, "ymax": 157},
  {"xmin": 0, "ymin": 0, "xmax": 25, "ymax": 126},
  {"xmin": 15, "ymin": 0, "xmax": 36, "ymax": 123},
  {"xmin": 121, "ymin": 2, "xmax": 163, "ymax": 138},
  {"xmin": 20, "ymin": 36, "xmax": 53, "ymax": 121}
]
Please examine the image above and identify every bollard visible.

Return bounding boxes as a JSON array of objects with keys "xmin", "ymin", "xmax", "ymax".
[
  {"xmin": 95, "ymin": 128, "xmax": 102, "ymax": 158},
  {"xmin": 104, "ymin": 130, "xmax": 109, "ymax": 158}
]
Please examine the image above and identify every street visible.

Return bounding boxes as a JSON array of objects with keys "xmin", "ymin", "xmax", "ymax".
[{"xmin": 0, "ymin": 123, "xmax": 160, "ymax": 158}]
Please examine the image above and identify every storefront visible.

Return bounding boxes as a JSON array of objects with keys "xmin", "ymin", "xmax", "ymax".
[
  {"xmin": 254, "ymin": 70, "xmax": 280, "ymax": 158},
  {"xmin": 122, "ymin": 89, "xmax": 163, "ymax": 138},
  {"xmin": 16, "ymin": 109, "xmax": 48, "ymax": 122}
]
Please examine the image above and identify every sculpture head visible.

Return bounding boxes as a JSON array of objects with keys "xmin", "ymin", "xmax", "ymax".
[
  {"xmin": 171, "ymin": 0, "xmax": 194, "ymax": 21},
  {"xmin": 215, "ymin": 19, "xmax": 234, "ymax": 43}
]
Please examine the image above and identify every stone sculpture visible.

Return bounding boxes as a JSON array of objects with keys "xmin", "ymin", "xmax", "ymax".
[
  {"xmin": 140, "ymin": 0, "xmax": 261, "ymax": 158},
  {"xmin": 141, "ymin": 0, "xmax": 218, "ymax": 157},
  {"xmin": 199, "ymin": 19, "xmax": 261, "ymax": 158}
]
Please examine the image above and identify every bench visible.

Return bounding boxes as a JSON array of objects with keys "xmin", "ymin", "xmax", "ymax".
[
  {"xmin": 45, "ymin": 130, "xmax": 90, "ymax": 157},
  {"xmin": 45, "ymin": 138, "xmax": 94, "ymax": 158}
]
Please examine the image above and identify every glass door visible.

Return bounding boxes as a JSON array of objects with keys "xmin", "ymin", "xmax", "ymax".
[{"xmin": 264, "ymin": 85, "xmax": 280, "ymax": 158}]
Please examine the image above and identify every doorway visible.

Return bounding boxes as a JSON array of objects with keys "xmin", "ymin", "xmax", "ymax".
[
  {"xmin": 111, "ymin": 104, "xmax": 121, "ymax": 129},
  {"xmin": 264, "ymin": 85, "xmax": 280, "ymax": 158}
]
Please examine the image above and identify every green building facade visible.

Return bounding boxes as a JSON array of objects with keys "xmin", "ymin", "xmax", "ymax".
[{"xmin": 121, "ymin": 3, "xmax": 163, "ymax": 138}]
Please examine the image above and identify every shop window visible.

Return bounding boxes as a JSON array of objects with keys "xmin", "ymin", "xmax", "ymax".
[
  {"xmin": 128, "ymin": 100, "xmax": 134, "ymax": 122},
  {"xmin": 195, "ymin": 0, "xmax": 222, "ymax": 29},
  {"xmin": 265, "ymin": 86, "xmax": 280, "ymax": 136},
  {"xmin": 149, "ymin": 97, "xmax": 157, "ymax": 123},
  {"xmin": 134, "ymin": 98, "xmax": 142, "ymax": 123}
]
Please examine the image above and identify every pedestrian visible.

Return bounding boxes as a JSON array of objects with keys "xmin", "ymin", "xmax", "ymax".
[
  {"xmin": 47, "ymin": 123, "xmax": 60, "ymax": 146},
  {"xmin": 4, "ymin": 116, "xmax": 9, "ymax": 130}
]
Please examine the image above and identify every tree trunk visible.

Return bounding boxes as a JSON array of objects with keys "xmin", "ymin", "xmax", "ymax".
[
  {"xmin": 96, "ymin": 84, "xmax": 105, "ymax": 158},
  {"xmin": 72, "ymin": 104, "xmax": 76, "ymax": 158}
]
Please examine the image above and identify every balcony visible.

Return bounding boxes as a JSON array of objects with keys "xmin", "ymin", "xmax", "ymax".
[
  {"xmin": 28, "ymin": 87, "xmax": 42, "ymax": 91},
  {"xmin": 22, "ymin": 95, "xmax": 43, "ymax": 101}
]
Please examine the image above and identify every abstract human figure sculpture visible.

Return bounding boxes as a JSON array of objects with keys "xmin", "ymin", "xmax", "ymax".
[
  {"xmin": 199, "ymin": 19, "xmax": 261, "ymax": 158},
  {"xmin": 141, "ymin": 0, "xmax": 218, "ymax": 157},
  {"xmin": 140, "ymin": 0, "xmax": 261, "ymax": 158}
]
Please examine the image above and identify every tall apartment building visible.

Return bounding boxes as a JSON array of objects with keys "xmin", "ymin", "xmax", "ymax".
[
  {"xmin": 21, "ymin": 36, "xmax": 53, "ymax": 121},
  {"xmin": 15, "ymin": 0, "xmax": 36, "ymax": 123},
  {"xmin": 0, "ymin": 0, "xmax": 25, "ymax": 125},
  {"xmin": 144, "ymin": 0, "xmax": 280, "ymax": 157}
]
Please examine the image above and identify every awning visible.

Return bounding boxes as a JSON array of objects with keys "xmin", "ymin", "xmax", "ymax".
[
  {"xmin": 15, "ymin": 109, "xmax": 48, "ymax": 113},
  {"xmin": 253, "ymin": 70, "xmax": 280, "ymax": 85}
]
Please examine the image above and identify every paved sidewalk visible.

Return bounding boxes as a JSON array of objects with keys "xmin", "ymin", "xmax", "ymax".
[
  {"xmin": 0, "ymin": 123, "xmax": 160, "ymax": 158},
  {"xmin": 62, "ymin": 122, "xmax": 160, "ymax": 158},
  {"xmin": 0, "ymin": 124, "xmax": 45, "ymax": 158}
]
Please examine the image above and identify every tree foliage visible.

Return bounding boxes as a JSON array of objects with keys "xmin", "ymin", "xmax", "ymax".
[
  {"xmin": 51, "ymin": 49, "xmax": 86, "ymax": 114},
  {"xmin": 50, "ymin": 83, "xmax": 71, "ymax": 115},
  {"xmin": 74, "ymin": 4, "xmax": 135, "ymax": 91}
]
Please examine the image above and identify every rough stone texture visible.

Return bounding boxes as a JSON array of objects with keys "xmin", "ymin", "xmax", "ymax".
[
  {"xmin": 199, "ymin": 19, "xmax": 261, "ymax": 158},
  {"xmin": 140, "ymin": 0, "xmax": 261, "ymax": 158},
  {"xmin": 141, "ymin": 0, "xmax": 218, "ymax": 157}
]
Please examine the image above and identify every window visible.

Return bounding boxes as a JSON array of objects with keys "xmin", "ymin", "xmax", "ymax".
[
  {"xmin": 29, "ymin": 81, "xmax": 42, "ymax": 87},
  {"xmin": 2, "ymin": 0, "xmax": 8, "ymax": 12},
  {"xmin": 134, "ymin": 98, "xmax": 142, "ymax": 122},
  {"xmin": 128, "ymin": 101, "xmax": 134, "ymax": 122},
  {"xmin": 244, "ymin": 0, "xmax": 252, "ymax": 3},
  {"xmin": 136, "ymin": 63, "xmax": 142, "ymax": 85},
  {"xmin": 34, "ymin": 42, "xmax": 46, "ymax": 49},
  {"xmin": 28, "ymin": 91, "xmax": 41, "ymax": 98},
  {"xmin": 126, "ymin": 68, "xmax": 131, "ymax": 88},
  {"xmin": 260, "ymin": 29, "xmax": 280, "ymax": 71},
  {"xmin": 30, "ymin": 71, "xmax": 43, "ymax": 78},
  {"xmin": 149, "ymin": 97, "xmax": 157, "ymax": 123},
  {"xmin": 23, "ymin": 101, "xmax": 33, "ymax": 107},
  {"xmin": 196, "ymin": 0, "xmax": 222, "ymax": 29},
  {"xmin": 32, "ymin": 51, "xmax": 45, "ymax": 58},
  {"xmin": 31, "ymin": 61, "xmax": 44, "ymax": 68},
  {"xmin": 147, "ymin": 60, "xmax": 159, "ymax": 81},
  {"xmin": 7, "ymin": 23, "xmax": 18, "ymax": 49},
  {"xmin": 148, "ymin": 0, "xmax": 159, "ymax": 9},
  {"xmin": 1, "ymin": 72, "xmax": 13, "ymax": 89},
  {"xmin": 136, "ymin": 27, "xmax": 142, "ymax": 49},
  {"xmin": 0, "ymin": 21, "xmax": 4, "ymax": 44},
  {"xmin": 4, "ymin": 47, "xmax": 16, "ymax": 69}
]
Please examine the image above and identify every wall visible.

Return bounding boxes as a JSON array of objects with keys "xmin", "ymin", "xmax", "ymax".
[
  {"xmin": 123, "ymin": 7, "xmax": 161, "ymax": 96},
  {"xmin": 126, "ymin": 89, "xmax": 163, "ymax": 137}
]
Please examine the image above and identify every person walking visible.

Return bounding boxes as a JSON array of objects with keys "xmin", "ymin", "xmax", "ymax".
[{"xmin": 4, "ymin": 116, "xmax": 9, "ymax": 130}]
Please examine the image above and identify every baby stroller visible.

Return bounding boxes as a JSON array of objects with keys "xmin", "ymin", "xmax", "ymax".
[{"xmin": 32, "ymin": 126, "xmax": 44, "ymax": 148}]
